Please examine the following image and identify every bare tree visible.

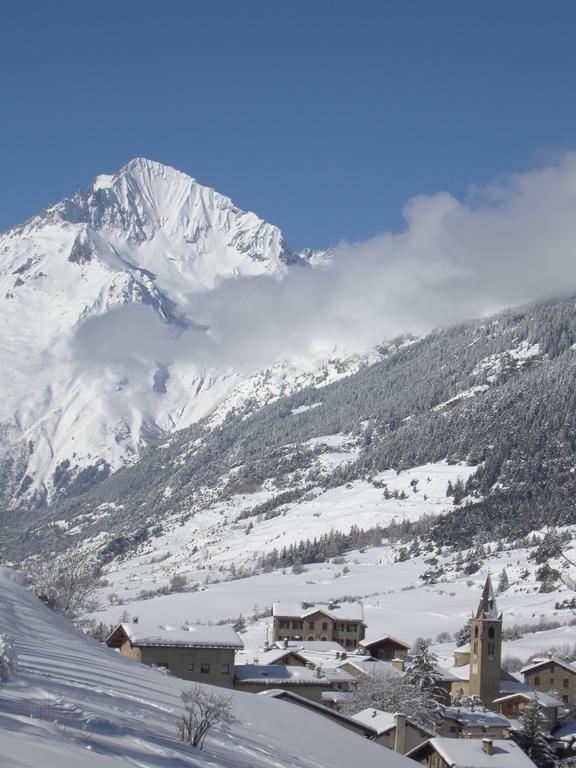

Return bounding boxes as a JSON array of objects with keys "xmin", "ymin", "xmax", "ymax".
[
  {"xmin": 24, "ymin": 548, "xmax": 100, "ymax": 618},
  {"xmin": 176, "ymin": 685, "xmax": 234, "ymax": 750}
]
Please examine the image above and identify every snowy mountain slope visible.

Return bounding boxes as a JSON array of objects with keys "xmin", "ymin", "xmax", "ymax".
[
  {"xmin": 15, "ymin": 294, "xmax": 576, "ymax": 564},
  {"xmin": 0, "ymin": 566, "xmax": 412, "ymax": 768},
  {"xmin": 0, "ymin": 158, "xmax": 333, "ymax": 508}
]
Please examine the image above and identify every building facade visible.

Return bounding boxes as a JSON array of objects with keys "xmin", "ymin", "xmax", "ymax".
[
  {"xmin": 106, "ymin": 621, "xmax": 243, "ymax": 688},
  {"xmin": 359, "ymin": 634, "xmax": 410, "ymax": 660},
  {"xmin": 521, "ymin": 657, "xmax": 576, "ymax": 707},
  {"xmin": 272, "ymin": 602, "xmax": 366, "ymax": 649}
]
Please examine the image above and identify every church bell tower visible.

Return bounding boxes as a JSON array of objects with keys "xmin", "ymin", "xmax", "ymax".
[{"xmin": 468, "ymin": 575, "xmax": 502, "ymax": 709}]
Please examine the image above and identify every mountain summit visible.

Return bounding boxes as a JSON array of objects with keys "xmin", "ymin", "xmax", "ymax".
[{"xmin": 0, "ymin": 160, "xmax": 318, "ymax": 507}]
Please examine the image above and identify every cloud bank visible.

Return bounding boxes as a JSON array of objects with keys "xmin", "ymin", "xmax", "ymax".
[{"xmin": 74, "ymin": 152, "xmax": 576, "ymax": 372}]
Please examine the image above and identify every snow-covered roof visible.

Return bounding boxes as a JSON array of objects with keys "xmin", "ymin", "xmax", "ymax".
[
  {"xmin": 498, "ymin": 680, "xmax": 531, "ymax": 695},
  {"xmin": 352, "ymin": 709, "xmax": 396, "ymax": 735},
  {"xmin": 493, "ymin": 690, "xmax": 565, "ymax": 708},
  {"xmin": 434, "ymin": 663, "xmax": 461, "ymax": 682},
  {"xmin": 110, "ymin": 622, "xmax": 244, "ymax": 649},
  {"xmin": 234, "ymin": 664, "xmax": 337, "ymax": 686},
  {"xmin": 341, "ymin": 658, "xmax": 403, "ymax": 677},
  {"xmin": 276, "ymin": 640, "xmax": 349, "ymax": 652},
  {"xmin": 321, "ymin": 690, "xmax": 350, "ymax": 703},
  {"xmin": 272, "ymin": 601, "xmax": 365, "ymax": 622},
  {"xmin": 443, "ymin": 707, "xmax": 510, "ymax": 727},
  {"xmin": 447, "ymin": 663, "xmax": 470, "ymax": 681},
  {"xmin": 360, "ymin": 634, "xmax": 410, "ymax": 650},
  {"xmin": 244, "ymin": 649, "xmax": 302, "ymax": 665},
  {"xmin": 407, "ymin": 737, "xmax": 537, "ymax": 768},
  {"xmin": 553, "ymin": 718, "xmax": 576, "ymax": 740},
  {"xmin": 352, "ymin": 708, "xmax": 436, "ymax": 738},
  {"xmin": 521, "ymin": 657, "xmax": 576, "ymax": 675}
]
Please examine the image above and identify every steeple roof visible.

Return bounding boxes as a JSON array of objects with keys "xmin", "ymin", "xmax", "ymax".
[{"xmin": 474, "ymin": 575, "xmax": 501, "ymax": 620}]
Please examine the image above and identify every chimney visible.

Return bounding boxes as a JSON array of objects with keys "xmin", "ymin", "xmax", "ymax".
[
  {"xmin": 481, "ymin": 739, "xmax": 494, "ymax": 756},
  {"xmin": 283, "ymin": 637, "xmax": 288, "ymax": 649},
  {"xmin": 315, "ymin": 665, "xmax": 322, "ymax": 678},
  {"xmin": 394, "ymin": 713, "xmax": 407, "ymax": 753}
]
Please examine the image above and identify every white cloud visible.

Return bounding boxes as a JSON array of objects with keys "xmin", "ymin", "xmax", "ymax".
[{"xmin": 73, "ymin": 152, "xmax": 576, "ymax": 371}]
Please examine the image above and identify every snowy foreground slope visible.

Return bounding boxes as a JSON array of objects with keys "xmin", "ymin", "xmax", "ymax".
[{"xmin": 0, "ymin": 567, "xmax": 410, "ymax": 768}]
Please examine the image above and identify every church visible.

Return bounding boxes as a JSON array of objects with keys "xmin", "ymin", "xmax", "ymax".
[{"xmin": 449, "ymin": 575, "xmax": 516, "ymax": 709}]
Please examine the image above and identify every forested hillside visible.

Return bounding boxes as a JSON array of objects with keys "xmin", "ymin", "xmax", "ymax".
[{"xmin": 6, "ymin": 295, "xmax": 576, "ymax": 561}]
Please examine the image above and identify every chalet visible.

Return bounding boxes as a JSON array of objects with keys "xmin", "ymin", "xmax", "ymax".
[
  {"xmin": 521, "ymin": 656, "xmax": 576, "ymax": 707},
  {"xmin": 359, "ymin": 634, "xmax": 410, "ymax": 661},
  {"xmin": 407, "ymin": 736, "xmax": 538, "ymax": 768},
  {"xmin": 351, "ymin": 709, "xmax": 435, "ymax": 753},
  {"xmin": 492, "ymin": 690, "xmax": 566, "ymax": 732},
  {"xmin": 106, "ymin": 621, "xmax": 243, "ymax": 688},
  {"xmin": 272, "ymin": 601, "xmax": 366, "ymax": 649},
  {"xmin": 233, "ymin": 663, "xmax": 355, "ymax": 702},
  {"xmin": 440, "ymin": 706, "xmax": 511, "ymax": 739}
]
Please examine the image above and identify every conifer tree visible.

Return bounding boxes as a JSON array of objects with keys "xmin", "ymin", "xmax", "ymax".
[
  {"xmin": 404, "ymin": 638, "xmax": 445, "ymax": 726},
  {"xmin": 454, "ymin": 617, "xmax": 472, "ymax": 648},
  {"xmin": 517, "ymin": 697, "xmax": 558, "ymax": 768},
  {"xmin": 497, "ymin": 568, "xmax": 509, "ymax": 594}
]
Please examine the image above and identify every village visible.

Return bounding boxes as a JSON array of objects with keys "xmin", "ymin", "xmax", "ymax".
[{"xmin": 105, "ymin": 575, "xmax": 576, "ymax": 768}]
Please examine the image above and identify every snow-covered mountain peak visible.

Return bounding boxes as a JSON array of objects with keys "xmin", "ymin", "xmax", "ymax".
[{"xmin": 0, "ymin": 160, "xmax": 327, "ymax": 507}]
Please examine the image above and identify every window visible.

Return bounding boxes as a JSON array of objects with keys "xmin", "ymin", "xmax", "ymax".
[
  {"xmin": 534, "ymin": 676, "xmax": 540, "ymax": 685},
  {"xmin": 550, "ymin": 678, "xmax": 554, "ymax": 686},
  {"xmin": 187, "ymin": 663, "xmax": 195, "ymax": 672},
  {"xmin": 279, "ymin": 620, "xmax": 288, "ymax": 629},
  {"xmin": 474, "ymin": 626, "xmax": 479, "ymax": 638},
  {"xmin": 564, "ymin": 679, "xmax": 570, "ymax": 688},
  {"xmin": 201, "ymin": 663, "xmax": 211, "ymax": 674},
  {"xmin": 157, "ymin": 662, "xmax": 169, "ymax": 670},
  {"xmin": 488, "ymin": 627, "xmax": 495, "ymax": 639},
  {"xmin": 292, "ymin": 621, "xmax": 302, "ymax": 629},
  {"xmin": 322, "ymin": 622, "xmax": 328, "ymax": 631},
  {"xmin": 222, "ymin": 664, "xmax": 230, "ymax": 675},
  {"xmin": 346, "ymin": 623, "xmax": 356, "ymax": 633},
  {"xmin": 563, "ymin": 695, "xmax": 569, "ymax": 703},
  {"xmin": 308, "ymin": 622, "xmax": 314, "ymax": 630}
]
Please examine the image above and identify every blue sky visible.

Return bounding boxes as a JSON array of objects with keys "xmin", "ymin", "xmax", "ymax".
[{"xmin": 1, "ymin": 1, "xmax": 576, "ymax": 249}]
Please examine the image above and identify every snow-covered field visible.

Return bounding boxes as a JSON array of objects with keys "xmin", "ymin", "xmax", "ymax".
[
  {"xmin": 93, "ymin": 460, "xmax": 475, "ymax": 603},
  {"xmin": 0, "ymin": 567, "xmax": 412, "ymax": 768},
  {"xmin": 88, "ymin": 498, "xmax": 576, "ymax": 672},
  {"xmin": 77, "ymin": 456, "xmax": 576, "ymax": 671}
]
